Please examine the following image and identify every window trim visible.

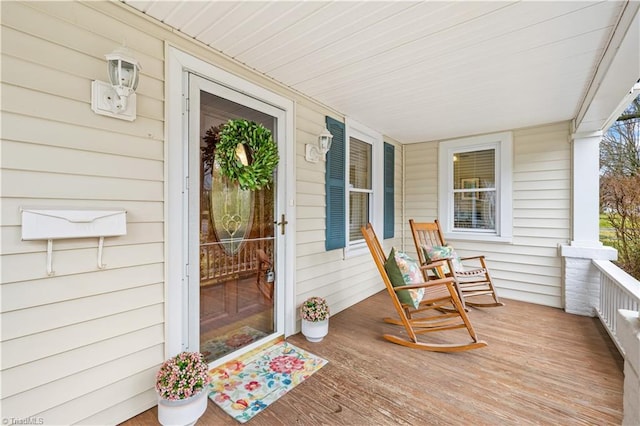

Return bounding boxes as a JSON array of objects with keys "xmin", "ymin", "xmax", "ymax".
[
  {"xmin": 438, "ymin": 132, "xmax": 513, "ymax": 242},
  {"xmin": 345, "ymin": 118, "xmax": 383, "ymax": 257}
]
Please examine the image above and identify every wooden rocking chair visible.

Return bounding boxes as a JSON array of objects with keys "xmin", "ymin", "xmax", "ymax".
[
  {"xmin": 409, "ymin": 219, "xmax": 504, "ymax": 308},
  {"xmin": 361, "ymin": 223, "xmax": 487, "ymax": 352}
]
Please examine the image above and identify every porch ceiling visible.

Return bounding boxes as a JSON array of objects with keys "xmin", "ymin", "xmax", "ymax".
[{"xmin": 124, "ymin": 1, "xmax": 634, "ymax": 143}]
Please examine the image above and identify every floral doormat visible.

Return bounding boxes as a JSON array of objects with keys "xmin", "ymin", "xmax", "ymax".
[
  {"xmin": 208, "ymin": 341, "xmax": 328, "ymax": 423},
  {"xmin": 201, "ymin": 326, "xmax": 268, "ymax": 363}
]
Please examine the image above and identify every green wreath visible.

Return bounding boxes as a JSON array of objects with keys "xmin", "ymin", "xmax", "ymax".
[{"xmin": 205, "ymin": 119, "xmax": 279, "ymax": 191}]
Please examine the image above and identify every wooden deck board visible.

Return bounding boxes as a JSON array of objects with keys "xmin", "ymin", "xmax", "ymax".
[{"xmin": 121, "ymin": 292, "xmax": 623, "ymax": 425}]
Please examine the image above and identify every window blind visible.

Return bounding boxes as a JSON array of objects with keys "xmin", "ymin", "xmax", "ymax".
[
  {"xmin": 453, "ymin": 149, "xmax": 496, "ymax": 230},
  {"xmin": 348, "ymin": 137, "xmax": 372, "ymax": 242}
]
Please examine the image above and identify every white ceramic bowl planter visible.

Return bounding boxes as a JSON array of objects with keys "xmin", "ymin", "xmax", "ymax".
[
  {"xmin": 158, "ymin": 390, "xmax": 208, "ymax": 426},
  {"xmin": 301, "ymin": 318, "xmax": 329, "ymax": 342},
  {"xmin": 300, "ymin": 296, "xmax": 330, "ymax": 342},
  {"xmin": 155, "ymin": 352, "xmax": 211, "ymax": 426}
]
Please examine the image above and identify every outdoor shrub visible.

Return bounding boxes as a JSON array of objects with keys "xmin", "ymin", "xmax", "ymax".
[{"xmin": 600, "ymin": 174, "xmax": 640, "ymax": 279}]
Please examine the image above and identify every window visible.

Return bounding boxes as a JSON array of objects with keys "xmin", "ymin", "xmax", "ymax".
[
  {"xmin": 345, "ymin": 119, "xmax": 383, "ymax": 253},
  {"xmin": 348, "ymin": 137, "xmax": 372, "ymax": 243},
  {"xmin": 454, "ymin": 149, "xmax": 495, "ymax": 230},
  {"xmin": 325, "ymin": 117, "xmax": 386, "ymax": 254},
  {"xmin": 438, "ymin": 132, "xmax": 513, "ymax": 242}
]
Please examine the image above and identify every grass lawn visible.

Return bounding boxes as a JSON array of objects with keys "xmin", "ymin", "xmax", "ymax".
[{"xmin": 599, "ymin": 213, "xmax": 617, "ymax": 247}]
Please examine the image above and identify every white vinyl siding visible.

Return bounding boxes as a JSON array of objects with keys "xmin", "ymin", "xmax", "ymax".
[
  {"xmin": 404, "ymin": 122, "xmax": 570, "ymax": 308},
  {"xmin": 404, "ymin": 142, "xmax": 439, "ymax": 221},
  {"xmin": 0, "ymin": 1, "xmax": 164, "ymax": 424}
]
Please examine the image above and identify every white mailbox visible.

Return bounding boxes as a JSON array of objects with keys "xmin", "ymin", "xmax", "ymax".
[{"xmin": 21, "ymin": 207, "xmax": 127, "ymax": 275}]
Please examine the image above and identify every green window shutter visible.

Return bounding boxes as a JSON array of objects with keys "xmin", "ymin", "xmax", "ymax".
[
  {"xmin": 325, "ymin": 116, "xmax": 346, "ymax": 250},
  {"xmin": 383, "ymin": 142, "xmax": 395, "ymax": 239}
]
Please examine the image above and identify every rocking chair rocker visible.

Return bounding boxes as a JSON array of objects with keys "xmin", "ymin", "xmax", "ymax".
[
  {"xmin": 361, "ymin": 223, "xmax": 487, "ymax": 352},
  {"xmin": 409, "ymin": 219, "xmax": 504, "ymax": 308}
]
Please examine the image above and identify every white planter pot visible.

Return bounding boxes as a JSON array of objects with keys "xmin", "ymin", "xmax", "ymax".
[
  {"xmin": 158, "ymin": 389, "xmax": 208, "ymax": 426},
  {"xmin": 301, "ymin": 319, "xmax": 329, "ymax": 342}
]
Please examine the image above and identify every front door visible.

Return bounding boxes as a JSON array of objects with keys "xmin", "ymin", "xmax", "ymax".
[{"xmin": 187, "ymin": 74, "xmax": 285, "ymax": 364}]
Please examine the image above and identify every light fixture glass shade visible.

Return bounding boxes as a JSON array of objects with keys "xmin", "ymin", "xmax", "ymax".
[
  {"xmin": 318, "ymin": 126, "xmax": 333, "ymax": 153},
  {"xmin": 106, "ymin": 46, "xmax": 140, "ymax": 95}
]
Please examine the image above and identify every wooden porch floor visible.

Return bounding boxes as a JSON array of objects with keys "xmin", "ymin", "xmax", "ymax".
[{"xmin": 122, "ymin": 291, "xmax": 624, "ymax": 425}]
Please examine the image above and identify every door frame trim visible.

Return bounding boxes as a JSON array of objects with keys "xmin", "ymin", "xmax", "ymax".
[{"xmin": 165, "ymin": 45, "xmax": 296, "ymax": 358}]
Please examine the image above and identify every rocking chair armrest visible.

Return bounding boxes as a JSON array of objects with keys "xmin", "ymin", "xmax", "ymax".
[
  {"xmin": 418, "ymin": 260, "xmax": 447, "ymax": 271},
  {"xmin": 458, "ymin": 255, "xmax": 488, "ymax": 269},
  {"xmin": 459, "ymin": 255, "xmax": 484, "ymax": 261},
  {"xmin": 392, "ymin": 276, "xmax": 456, "ymax": 291}
]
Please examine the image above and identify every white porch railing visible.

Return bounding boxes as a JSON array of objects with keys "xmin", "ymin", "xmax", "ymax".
[{"xmin": 593, "ymin": 259, "xmax": 640, "ymax": 354}]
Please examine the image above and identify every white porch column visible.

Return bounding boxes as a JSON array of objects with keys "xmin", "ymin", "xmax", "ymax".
[
  {"xmin": 570, "ymin": 132, "xmax": 602, "ymax": 247},
  {"xmin": 560, "ymin": 132, "xmax": 617, "ymax": 316}
]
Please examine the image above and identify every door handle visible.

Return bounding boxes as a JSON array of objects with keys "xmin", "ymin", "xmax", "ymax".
[{"xmin": 276, "ymin": 214, "xmax": 288, "ymax": 235}]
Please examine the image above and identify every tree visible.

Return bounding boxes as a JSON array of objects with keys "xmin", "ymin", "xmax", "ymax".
[
  {"xmin": 600, "ymin": 174, "xmax": 640, "ymax": 278},
  {"xmin": 600, "ymin": 94, "xmax": 640, "ymax": 279},
  {"xmin": 600, "ymin": 95, "xmax": 639, "ymax": 176}
]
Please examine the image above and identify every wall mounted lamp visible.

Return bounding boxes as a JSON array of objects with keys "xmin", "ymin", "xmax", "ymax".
[
  {"xmin": 305, "ymin": 126, "xmax": 334, "ymax": 163},
  {"xmin": 91, "ymin": 46, "xmax": 141, "ymax": 121}
]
